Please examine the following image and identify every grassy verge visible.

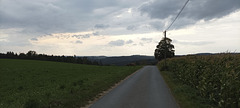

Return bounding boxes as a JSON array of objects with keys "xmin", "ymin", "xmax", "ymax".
[{"xmin": 0, "ymin": 59, "xmax": 142, "ymax": 108}]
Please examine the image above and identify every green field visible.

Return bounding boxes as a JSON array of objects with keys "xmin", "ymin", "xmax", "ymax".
[
  {"xmin": 158, "ymin": 54, "xmax": 240, "ymax": 108},
  {"xmin": 0, "ymin": 59, "xmax": 141, "ymax": 108}
]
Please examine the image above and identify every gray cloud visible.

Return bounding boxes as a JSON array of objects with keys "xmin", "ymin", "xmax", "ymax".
[
  {"xmin": 94, "ymin": 24, "xmax": 110, "ymax": 29},
  {"xmin": 149, "ymin": 21, "xmax": 164, "ymax": 30},
  {"xmin": 0, "ymin": 0, "xmax": 135, "ymax": 35},
  {"xmin": 108, "ymin": 40, "xmax": 125, "ymax": 46},
  {"xmin": 140, "ymin": 0, "xmax": 240, "ymax": 29},
  {"xmin": 1, "ymin": 0, "xmax": 239, "ymax": 56},
  {"xmin": 0, "ymin": 0, "xmax": 148, "ymax": 48},
  {"xmin": 0, "ymin": 0, "xmax": 80, "ymax": 34},
  {"xmin": 184, "ymin": 0, "xmax": 240, "ymax": 20},
  {"xmin": 2, "ymin": 0, "xmax": 238, "ymax": 36},
  {"xmin": 141, "ymin": 38, "xmax": 152, "ymax": 43},
  {"xmin": 140, "ymin": 0, "xmax": 181, "ymax": 19},
  {"xmin": 72, "ymin": 35, "xmax": 87, "ymax": 39},
  {"xmin": 126, "ymin": 40, "xmax": 133, "ymax": 44},
  {"xmin": 82, "ymin": 34, "xmax": 91, "ymax": 38},
  {"xmin": 72, "ymin": 34, "xmax": 92, "ymax": 39},
  {"xmin": 30, "ymin": 38, "xmax": 38, "ymax": 41},
  {"xmin": 126, "ymin": 25, "xmax": 137, "ymax": 31},
  {"xmin": 92, "ymin": 31, "xmax": 100, "ymax": 36},
  {"xmin": 76, "ymin": 40, "xmax": 83, "ymax": 44}
]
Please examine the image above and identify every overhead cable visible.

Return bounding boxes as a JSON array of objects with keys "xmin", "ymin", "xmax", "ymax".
[{"xmin": 165, "ymin": 0, "xmax": 190, "ymax": 31}]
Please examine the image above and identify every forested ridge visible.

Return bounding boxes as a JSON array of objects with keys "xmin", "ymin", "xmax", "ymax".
[{"xmin": 0, "ymin": 51, "xmax": 99, "ymax": 65}]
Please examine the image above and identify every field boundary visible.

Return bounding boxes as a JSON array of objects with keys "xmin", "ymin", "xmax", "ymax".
[{"xmin": 82, "ymin": 67, "xmax": 143, "ymax": 108}]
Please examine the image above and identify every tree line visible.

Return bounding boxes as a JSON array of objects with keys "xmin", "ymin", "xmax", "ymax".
[{"xmin": 0, "ymin": 51, "xmax": 100, "ymax": 65}]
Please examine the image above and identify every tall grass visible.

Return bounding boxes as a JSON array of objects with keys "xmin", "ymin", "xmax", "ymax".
[
  {"xmin": 0, "ymin": 59, "xmax": 141, "ymax": 108},
  {"xmin": 158, "ymin": 54, "xmax": 240, "ymax": 108}
]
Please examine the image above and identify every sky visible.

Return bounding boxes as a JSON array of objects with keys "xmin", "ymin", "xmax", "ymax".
[{"xmin": 0, "ymin": 0, "xmax": 240, "ymax": 56}]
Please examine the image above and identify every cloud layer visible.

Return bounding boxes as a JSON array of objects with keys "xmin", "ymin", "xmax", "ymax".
[
  {"xmin": 140, "ymin": 0, "xmax": 240, "ymax": 29},
  {"xmin": 0, "ymin": 0, "xmax": 240, "ymax": 56}
]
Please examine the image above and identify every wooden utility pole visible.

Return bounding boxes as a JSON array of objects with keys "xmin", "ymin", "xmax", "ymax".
[{"xmin": 164, "ymin": 31, "xmax": 167, "ymax": 68}]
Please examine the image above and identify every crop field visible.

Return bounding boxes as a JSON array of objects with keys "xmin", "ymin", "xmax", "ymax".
[
  {"xmin": 0, "ymin": 59, "xmax": 141, "ymax": 108},
  {"xmin": 158, "ymin": 54, "xmax": 240, "ymax": 108}
]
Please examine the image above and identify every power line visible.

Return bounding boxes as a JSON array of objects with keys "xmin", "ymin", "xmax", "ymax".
[{"xmin": 165, "ymin": 0, "xmax": 190, "ymax": 31}]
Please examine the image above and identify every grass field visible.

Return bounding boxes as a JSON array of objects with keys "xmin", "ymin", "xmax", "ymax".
[
  {"xmin": 158, "ymin": 54, "xmax": 240, "ymax": 108},
  {"xmin": 0, "ymin": 59, "xmax": 141, "ymax": 108}
]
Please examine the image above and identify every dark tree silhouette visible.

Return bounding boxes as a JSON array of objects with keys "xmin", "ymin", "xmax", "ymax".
[
  {"xmin": 19, "ymin": 53, "xmax": 26, "ymax": 59},
  {"xmin": 27, "ymin": 51, "xmax": 37, "ymax": 56},
  {"xmin": 154, "ymin": 37, "xmax": 175, "ymax": 61},
  {"xmin": 0, "ymin": 51, "xmax": 99, "ymax": 65}
]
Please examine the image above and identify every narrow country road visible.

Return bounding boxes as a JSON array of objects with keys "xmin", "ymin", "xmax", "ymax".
[{"xmin": 90, "ymin": 66, "xmax": 179, "ymax": 108}]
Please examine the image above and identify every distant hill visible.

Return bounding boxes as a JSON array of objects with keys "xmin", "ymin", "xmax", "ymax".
[
  {"xmin": 82, "ymin": 52, "xmax": 240, "ymax": 66},
  {"xmin": 84, "ymin": 55, "xmax": 158, "ymax": 66}
]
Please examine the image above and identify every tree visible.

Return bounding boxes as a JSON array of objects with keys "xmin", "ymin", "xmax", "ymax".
[
  {"xmin": 154, "ymin": 37, "xmax": 175, "ymax": 61},
  {"xmin": 6, "ymin": 51, "xmax": 15, "ymax": 58},
  {"xmin": 27, "ymin": 51, "xmax": 37, "ymax": 57},
  {"xmin": 19, "ymin": 53, "xmax": 26, "ymax": 59}
]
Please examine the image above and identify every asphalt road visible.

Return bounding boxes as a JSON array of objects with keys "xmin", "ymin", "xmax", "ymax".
[{"xmin": 90, "ymin": 66, "xmax": 179, "ymax": 108}]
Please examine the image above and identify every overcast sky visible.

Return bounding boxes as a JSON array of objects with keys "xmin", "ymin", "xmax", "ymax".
[{"xmin": 0, "ymin": 0, "xmax": 240, "ymax": 56}]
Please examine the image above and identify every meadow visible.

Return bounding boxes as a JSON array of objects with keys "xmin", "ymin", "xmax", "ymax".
[
  {"xmin": 0, "ymin": 59, "xmax": 141, "ymax": 108},
  {"xmin": 158, "ymin": 53, "xmax": 240, "ymax": 108}
]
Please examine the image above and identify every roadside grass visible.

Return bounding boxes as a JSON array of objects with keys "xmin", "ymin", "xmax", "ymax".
[
  {"xmin": 158, "ymin": 53, "xmax": 240, "ymax": 108},
  {"xmin": 0, "ymin": 59, "xmax": 142, "ymax": 108}
]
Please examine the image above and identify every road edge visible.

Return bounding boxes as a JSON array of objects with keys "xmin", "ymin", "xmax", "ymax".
[
  {"xmin": 158, "ymin": 69, "xmax": 181, "ymax": 108},
  {"xmin": 81, "ymin": 66, "xmax": 143, "ymax": 108}
]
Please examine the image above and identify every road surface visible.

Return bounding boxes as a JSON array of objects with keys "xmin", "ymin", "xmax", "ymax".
[{"xmin": 90, "ymin": 66, "xmax": 179, "ymax": 108}]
